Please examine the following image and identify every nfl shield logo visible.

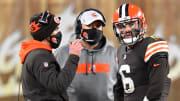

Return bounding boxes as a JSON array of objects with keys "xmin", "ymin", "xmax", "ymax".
[{"xmin": 43, "ymin": 62, "xmax": 49, "ymax": 68}]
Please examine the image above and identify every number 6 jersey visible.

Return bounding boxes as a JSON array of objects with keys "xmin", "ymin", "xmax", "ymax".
[{"xmin": 115, "ymin": 36, "xmax": 171, "ymax": 101}]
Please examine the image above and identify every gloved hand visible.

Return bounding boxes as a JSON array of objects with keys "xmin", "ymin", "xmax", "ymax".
[{"xmin": 69, "ymin": 39, "xmax": 83, "ymax": 57}]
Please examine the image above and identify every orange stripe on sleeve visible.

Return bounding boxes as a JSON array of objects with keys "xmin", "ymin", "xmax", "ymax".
[
  {"xmin": 144, "ymin": 41, "xmax": 169, "ymax": 62},
  {"xmin": 144, "ymin": 47, "xmax": 169, "ymax": 62},
  {"xmin": 146, "ymin": 42, "xmax": 168, "ymax": 53}
]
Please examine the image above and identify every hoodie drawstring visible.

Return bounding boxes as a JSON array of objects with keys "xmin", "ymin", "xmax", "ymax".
[
  {"xmin": 91, "ymin": 54, "xmax": 96, "ymax": 75},
  {"xmin": 85, "ymin": 50, "xmax": 96, "ymax": 75},
  {"xmin": 85, "ymin": 51, "xmax": 88, "ymax": 75}
]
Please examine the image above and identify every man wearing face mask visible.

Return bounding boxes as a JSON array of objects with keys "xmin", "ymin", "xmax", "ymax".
[
  {"xmin": 55, "ymin": 9, "xmax": 118, "ymax": 101},
  {"xmin": 19, "ymin": 10, "xmax": 83, "ymax": 101}
]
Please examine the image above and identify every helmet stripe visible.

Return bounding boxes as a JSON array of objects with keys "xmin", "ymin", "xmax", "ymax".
[
  {"xmin": 119, "ymin": 5, "xmax": 122, "ymax": 17},
  {"xmin": 125, "ymin": 4, "xmax": 129, "ymax": 16},
  {"xmin": 121, "ymin": 3, "xmax": 129, "ymax": 18},
  {"xmin": 121, "ymin": 4, "xmax": 126, "ymax": 18}
]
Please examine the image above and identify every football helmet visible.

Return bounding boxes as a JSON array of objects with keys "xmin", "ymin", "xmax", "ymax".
[{"xmin": 113, "ymin": 3, "xmax": 146, "ymax": 45}]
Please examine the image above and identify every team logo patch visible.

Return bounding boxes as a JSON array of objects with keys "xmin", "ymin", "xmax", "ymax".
[
  {"xmin": 30, "ymin": 21, "xmax": 40, "ymax": 32},
  {"xmin": 83, "ymin": 32, "xmax": 88, "ymax": 39},
  {"xmin": 43, "ymin": 62, "xmax": 49, "ymax": 68},
  {"xmin": 51, "ymin": 37, "xmax": 57, "ymax": 43},
  {"xmin": 54, "ymin": 16, "xmax": 60, "ymax": 24},
  {"xmin": 91, "ymin": 12, "xmax": 98, "ymax": 18}
]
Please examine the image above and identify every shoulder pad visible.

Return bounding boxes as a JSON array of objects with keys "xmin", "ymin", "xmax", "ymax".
[{"xmin": 144, "ymin": 39, "xmax": 169, "ymax": 62}]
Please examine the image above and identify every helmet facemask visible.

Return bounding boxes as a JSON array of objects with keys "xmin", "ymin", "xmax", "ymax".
[{"xmin": 113, "ymin": 18, "xmax": 144, "ymax": 45}]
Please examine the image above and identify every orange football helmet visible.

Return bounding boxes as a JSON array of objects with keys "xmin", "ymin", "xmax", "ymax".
[{"xmin": 113, "ymin": 3, "xmax": 146, "ymax": 45}]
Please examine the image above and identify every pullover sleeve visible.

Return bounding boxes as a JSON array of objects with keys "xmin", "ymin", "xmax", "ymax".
[
  {"xmin": 33, "ymin": 53, "xmax": 79, "ymax": 93},
  {"xmin": 146, "ymin": 52, "xmax": 171, "ymax": 101}
]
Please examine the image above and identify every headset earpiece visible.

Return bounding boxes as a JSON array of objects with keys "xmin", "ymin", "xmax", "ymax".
[{"xmin": 75, "ymin": 17, "xmax": 82, "ymax": 35}]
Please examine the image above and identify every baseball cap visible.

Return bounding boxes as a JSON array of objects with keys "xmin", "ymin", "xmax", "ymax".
[{"xmin": 79, "ymin": 10, "xmax": 105, "ymax": 26}]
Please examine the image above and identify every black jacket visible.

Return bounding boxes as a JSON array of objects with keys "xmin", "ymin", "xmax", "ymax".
[{"xmin": 19, "ymin": 40, "xmax": 79, "ymax": 101}]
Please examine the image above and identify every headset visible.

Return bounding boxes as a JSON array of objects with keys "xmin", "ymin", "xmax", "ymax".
[{"xmin": 74, "ymin": 8, "xmax": 106, "ymax": 36}]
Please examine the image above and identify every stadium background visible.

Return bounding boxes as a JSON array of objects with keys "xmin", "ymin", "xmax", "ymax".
[{"xmin": 0, "ymin": 0, "xmax": 180, "ymax": 101}]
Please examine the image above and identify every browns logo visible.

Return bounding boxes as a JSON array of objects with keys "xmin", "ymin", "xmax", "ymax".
[
  {"xmin": 91, "ymin": 12, "xmax": 98, "ymax": 18},
  {"xmin": 29, "ymin": 21, "xmax": 40, "ymax": 32},
  {"xmin": 83, "ymin": 32, "xmax": 88, "ymax": 39},
  {"xmin": 54, "ymin": 16, "xmax": 61, "ymax": 24}
]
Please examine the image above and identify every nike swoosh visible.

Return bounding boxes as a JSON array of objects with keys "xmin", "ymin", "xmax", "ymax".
[{"xmin": 153, "ymin": 64, "xmax": 160, "ymax": 67}]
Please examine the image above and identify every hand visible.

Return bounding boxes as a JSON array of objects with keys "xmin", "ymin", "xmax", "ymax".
[{"xmin": 69, "ymin": 39, "xmax": 83, "ymax": 57}]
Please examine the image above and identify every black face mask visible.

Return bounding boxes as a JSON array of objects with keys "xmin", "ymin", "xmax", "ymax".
[
  {"xmin": 81, "ymin": 28, "xmax": 103, "ymax": 45},
  {"xmin": 48, "ymin": 31, "xmax": 62, "ymax": 49}
]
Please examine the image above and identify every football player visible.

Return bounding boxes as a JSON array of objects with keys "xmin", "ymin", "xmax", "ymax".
[{"xmin": 113, "ymin": 3, "xmax": 171, "ymax": 101}]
